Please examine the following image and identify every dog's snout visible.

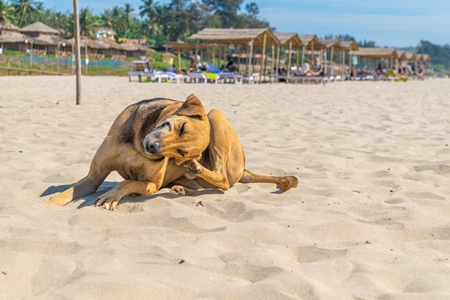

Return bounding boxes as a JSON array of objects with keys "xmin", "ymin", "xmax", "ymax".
[{"xmin": 145, "ymin": 141, "xmax": 160, "ymax": 155}]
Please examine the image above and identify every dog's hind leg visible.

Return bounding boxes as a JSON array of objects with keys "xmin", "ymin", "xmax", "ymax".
[{"xmin": 239, "ymin": 169, "xmax": 298, "ymax": 192}]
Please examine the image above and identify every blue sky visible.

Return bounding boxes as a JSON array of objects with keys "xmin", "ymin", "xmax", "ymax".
[{"xmin": 41, "ymin": 0, "xmax": 449, "ymax": 47}]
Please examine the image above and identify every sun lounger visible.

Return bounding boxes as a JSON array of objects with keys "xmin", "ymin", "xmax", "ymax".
[
  {"xmin": 204, "ymin": 62, "xmax": 243, "ymax": 84},
  {"xmin": 185, "ymin": 72, "xmax": 208, "ymax": 83},
  {"xmin": 128, "ymin": 61, "xmax": 148, "ymax": 82}
]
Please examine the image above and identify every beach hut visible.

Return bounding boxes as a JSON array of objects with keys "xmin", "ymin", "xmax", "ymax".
[
  {"xmin": 163, "ymin": 40, "xmax": 212, "ymax": 72},
  {"xmin": 162, "ymin": 52, "xmax": 175, "ymax": 65},
  {"xmin": 0, "ymin": 23, "xmax": 20, "ymax": 36},
  {"xmin": 339, "ymin": 41, "xmax": 358, "ymax": 77},
  {"xmin": 352, "ymin": 48, "xmax": 399, "ymax": 74},
  {"xmin": 0, "ymin": 33, "xmax": 30, "ymax": 52},
  {"xmin": 297, "ymin": 35, "xmax": 325, "ymax": 66},
  {"xmin": 120, "ymin": 42, "xmax": 152, "ymax": 59},
  {"xmin": 274, "ymin": 33, "xmax": 303, "ymax": 82},
  {"xmin": 19, "ymin": 22, "xmax": 60, "ymax": 55},
  {"xmin": 320, "ymin": 39, "xmax": 344, "ymax": 77},
  {"xmin": 190, "ymin": 28, "xmax": 280, "ymax": 83}
]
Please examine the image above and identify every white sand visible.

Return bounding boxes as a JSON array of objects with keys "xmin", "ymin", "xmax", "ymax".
[{"xmin": 1, "ymin": 76, "xmax": 449, "ymax": 299}]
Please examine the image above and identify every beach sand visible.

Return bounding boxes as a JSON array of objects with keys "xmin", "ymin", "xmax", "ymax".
[{"xmin": 0, "ymin": 76, "xmax": 449, "ymax": 299}]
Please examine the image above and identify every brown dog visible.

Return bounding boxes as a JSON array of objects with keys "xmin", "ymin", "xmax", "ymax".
[{"xmin": 46, "ymin": 94, "xmax": 298, "ymax": 210}]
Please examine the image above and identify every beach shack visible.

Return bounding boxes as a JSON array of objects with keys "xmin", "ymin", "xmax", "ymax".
[
  {"xmin": 274, "ymin": 33, "xmax": 303, "ymax": 82},
  {"xmin": 339, "ymin": 41, "xmax": 359, "ymax": 78},
  {"xmin": 19, "ymin": 22, "xmax": 61, "ymax": 55},
  {"xmin": 190, "ymin": 28, "xmax": 280, "ymax": 83}
]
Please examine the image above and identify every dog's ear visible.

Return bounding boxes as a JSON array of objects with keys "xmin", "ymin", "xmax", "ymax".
[{"xmin": 176, "ymin": 94, "xmax": 206, "ymax": 120}]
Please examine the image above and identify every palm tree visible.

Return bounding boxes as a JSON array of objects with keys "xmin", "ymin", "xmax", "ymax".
[
  {"xmin": 11, "ymin": 0, "xmax": 40, "ymax": 27},
  {"xmin": 123, "ymin": 3, "xmax": 134, "ymax": 37},
  {"xmin": 139, "ymin": 0, "xmax": 155, "ymax": 21},
  {"xmin": 79, "ymin": 8, "xmax": 101, "ymax": 38},
  {"xmin": 102, "ymin": 6, "xmax": 125, "ymax": 37},
  {"xmin": 0, "ymin": 0, "xmax": 15, "ymax": 25}
]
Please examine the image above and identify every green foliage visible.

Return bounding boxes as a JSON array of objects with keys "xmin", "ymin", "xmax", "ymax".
[
  {"xmin": 417, "ymin": 40, "xmax": 450, "ymax": 72},
  {"xmin": 433, "ymin": 64, "xmax": 447, "ymax": 73},
  {"xmin": 1, "ymin": 0, "xmax": 269, "ymax": 45}
]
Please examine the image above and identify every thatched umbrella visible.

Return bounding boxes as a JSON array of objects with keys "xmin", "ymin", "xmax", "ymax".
[
  {"xmin": 274, "ymin": 33, "xmax": 303, "ymax": 82},
  {"xmin": 190, "ymin": 28, "xmax": 280, "ymax": 83}
]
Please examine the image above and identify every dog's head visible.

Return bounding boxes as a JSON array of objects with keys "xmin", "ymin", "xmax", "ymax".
[{"xmin": 143, "ymin": 94, "xmax": 210, "ymax": 165}]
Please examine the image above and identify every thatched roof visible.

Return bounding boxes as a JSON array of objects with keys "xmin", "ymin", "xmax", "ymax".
[
  {"xmin": 163, "ymin": 40, "xmax": 213, "ymax": 50},
  {"xmin": 32, "ymin": 35, "xmax": 62, "ymax": 45},
  {"xmin": 189, "ymin": 28, "xmax": 280, "ymax": 46},
  {"xmin": 352, "ymin": 47, "xmax": 398, "ymax": 59},
  {"xmin": 19, "ymin": 21, "xmax": 59, "ymax": 35},
  {"xmin": 120, "ymin": 42, "xmax": 152, "ymax": 52},
  {"xmin": 320, "ymin": 39, "xmax": 344, "ymax": 51},
  {"xmin": 95, "ymin": 37, "xmax": 122, "ymax": 50},
  {"xmin": 274, "ymin": 33, "xmax": 303, "ymax": 47},
  {"xmin": 339, "ymin": 41, "xmax": 359, "ymax": 51},
  {"xmin": 0, "ymin": 23, "xmax": 20, "ymax": 31},
  {"xmin": 63, "ymin": 37, "xmax": 106, "ymax": 49},
  {"xmin": 397, "ymin": 50, "xmax": 406, "ymax": 61},
  {"xmin": 0, "ymin": 33, "xmax": 29, "ymax": 43},
  {"xmin": 420, "ymin": 54, "xmax": 431, "ymax": 62},
  {"xmin": 404, "ymin": 52, "xmax": 416, "ymax": 61},
  {"xmin": 297, "ymin": 35, "xmax": 325, "ymax": 50}
]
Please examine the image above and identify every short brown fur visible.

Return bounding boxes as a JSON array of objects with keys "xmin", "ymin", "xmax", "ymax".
[{"xmin": 47, "ymin": 94, "xmax": 298, "ymax": 210}]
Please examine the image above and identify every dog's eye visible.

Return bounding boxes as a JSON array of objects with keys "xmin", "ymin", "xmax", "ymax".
[
  {"xmin": 179, "ymin": 122, "xmax": 186, "ymax": 136},
  {"xmin": 177, "ymin": 149, "xmax": 187, "ymax": 157}
]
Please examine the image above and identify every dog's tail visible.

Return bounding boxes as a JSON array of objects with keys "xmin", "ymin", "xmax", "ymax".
[{"xmin": 239, "ymin": 169, "xmax": 298, "ymax": 192}]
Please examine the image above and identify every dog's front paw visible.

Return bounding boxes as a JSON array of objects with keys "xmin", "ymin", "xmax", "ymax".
[
  {"xmin": 183, "ymin": 159, "xmax": 202, "ymax": 174},
  {"xmin": 95, "ymin": 191, "xmax": 122, "ymax": 210}
]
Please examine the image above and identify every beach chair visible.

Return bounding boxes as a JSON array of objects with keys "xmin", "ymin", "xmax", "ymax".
[
  {"xmin": 128, "ymin": 61, "xmax": 147, "ymax": 82},
  {"xmin": 185, "ymin": 71, "xmax": 208, "ymax": 84},
  {"xmin": 204, "ymin": 62, "xmax": 243, "ymax": 84}
]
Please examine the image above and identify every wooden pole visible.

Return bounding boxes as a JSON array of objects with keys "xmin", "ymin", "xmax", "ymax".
[
  {"xmin": 237, "ymin": 46, "xmax": 241, "ymax": 72},
  {"xmin": 248, "ymin": 40, "xmax": 253, "ymax": 78},
  {"xmin": 287, "ymin": 40, "xmax": 292, "ymax": 83},
  {"xmin": 270, "ymin": 45, "xmax": 275, "ymax": 83},
  {"xmin": 330, "ymin": 46, "xmax": 334, "ymax": 76},
  {"xmin": 259, "ymin": 33, "xmax": 267, "ymax": 84},
  {"xmin": 301, "ymin": 46, "xmax": 305, "ymax": 67},
  {"xmin": 73, "ymin": 0, "xmax": 81, "ymax": 105},
  {"xmin": 276, "ymin": 46, "xmax": 280, "ymax": 82},
  {"xmin": 177, "ymin": 49, "xmax": 181, "ymax": 72}
]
